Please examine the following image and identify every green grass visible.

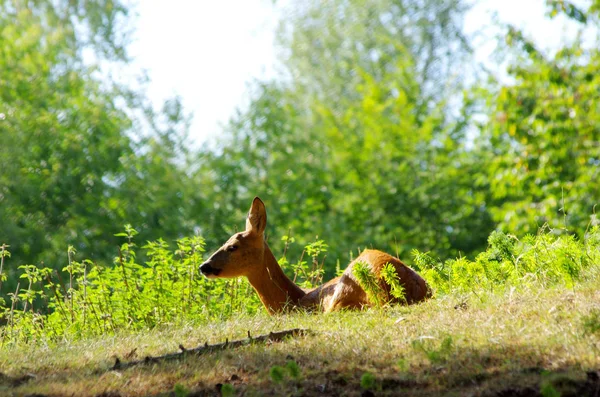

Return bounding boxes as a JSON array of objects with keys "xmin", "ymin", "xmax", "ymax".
[
  {"xmin": 1, "ymin": 227, "xmax": 599, "ymax": 395},
  {"xmin": 2, "ymin": 280, "xmax": 600, "ymax": 396}
]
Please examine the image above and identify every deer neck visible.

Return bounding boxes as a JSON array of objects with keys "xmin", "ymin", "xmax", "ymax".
[{"xmin": 246, "ymin": 243, "xmax": 305, "ymax": 314}]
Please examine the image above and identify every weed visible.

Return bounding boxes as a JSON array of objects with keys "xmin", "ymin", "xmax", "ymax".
[
  {"xmin": 0, "ymin": 225, "xmax": 599, "ymax": 346},
  {"xmin": 286, "ymin": 359, "xmax": 301, "ymax": 379},
  {"xmin": 220, "ymin": 383, "xmax": 235, "ymax": 397},
  {"xmin": 360, "ymin": 372, "xmax": 376, "ymax": 390},
  {"xmin": 353, "ymin": 261, "xmax": 385, "ymax": 307},
  {"xmin": 173, "ymin": 383, "xmax": 190, "ymax": 397},
  {"xmin": 381, "ymin": 262, "xmax": 406, "ymax": 302},
  {"xmin": 269, "ymin": 365, "xmax": 285, "ymax": 383},
  {"xmin": 540, "ymin": 382, "xmax": 560, "ymax": 397}
]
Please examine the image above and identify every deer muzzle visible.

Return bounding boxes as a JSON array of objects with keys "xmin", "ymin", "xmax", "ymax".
[{"xmin": 199, "ymin": 261, "xmax": 221, "ymax": 277}]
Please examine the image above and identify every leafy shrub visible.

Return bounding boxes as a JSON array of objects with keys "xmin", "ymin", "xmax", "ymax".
[
  {"xmin": 0, "ymin": 226, "xmax": 264, "ymax": 345},
  {"xmin": 279, "ymin": 236, "xmax": 329, "ymax": 289},
  {"xmin": 1, "ymin": 225, "xmax": 599, "ymax": 346},
  {"xmin": 417, "ymin": 227, "xmax": 600, "ymax": 296}
]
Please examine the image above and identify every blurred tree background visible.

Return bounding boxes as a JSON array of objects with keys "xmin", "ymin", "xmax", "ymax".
[{"xmin": 0, "ymin": 0, "xmax": 599, "ymax": 284}]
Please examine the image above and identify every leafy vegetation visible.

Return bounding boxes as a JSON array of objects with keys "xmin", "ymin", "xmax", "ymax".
[
  {"xmin": 1, "ymin": 0, "xmax": 598, "ymax": 275},
  {"xmin": 0, "ymin": 0, "xmax": 199, "ymax": 281},
  {"xmin": 0, "ymin": 226, "xmax": 336, "ymax": 344},
  {"xmin": 1, "ymin": 223, "xmax": 598, "ymax": 347}
]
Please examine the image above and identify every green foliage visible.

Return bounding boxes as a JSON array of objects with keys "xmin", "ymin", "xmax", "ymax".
[
  {"xmin": 381, "ymin": 263, "xmax": 406, "ymax": 302},
  {"xmin": 285, "ymin": 360, "xmax": 301, "ymax": 380},
  {"xmin": 352, "ymin": 261, "xmax": 385, "ymax": 307},
  {"xmin": 0, "ymin": 228, "xmax": 262, "ymax": 345},
  {"xmin": 547, "ymin": 0, "xmax": 588, "ymax": 23},
  {"xmin": 220, "ymin": 383, "xmax": 235, "ymax": 397},
  {"xmin": 280, "ymin": 0, "xmax": 474, "ymax": 108},
  {"xmin": 352, "ymin": 261, "xmax": 408, "ymax": 306},
  {"xmin": 268, "ymin": 360, "xmax": 302, "ymax": 384},
  {"xmin": 540, "ymin": 371, "xmax": 566, "ymax": 397},
  {"xmin": 269, "ymin": 365, "xmax": 285, "ymax": 384},
  {"xmin": 0, "ymin": 0, "xmax": 201, "ymax": 284},
  {"xmin": 397, "ymin": 358, "xmax": 409, "ymax": 371},
  {"xmin": 540, "ymin": 381, "xmax": 561, "ymax": 397},
  {"xmin": 360, "ymin": 372, "xmax": 376, "ymax": 390},
  {"xmin": 477, "ymin": 9, "xmax": 600, "ymax": 236},
  {"xmin": 279, "ymin": 237, "xmax": 329, "ymax": 289},
  {"xmin": 2, "ymin": 0, "xmax": 600, "ymax": 366},
  {"xmin": 0, "ymin": 244, "xmax": 10, "ymax": 295},
  {"xmin": 418, "ymin": 227, "xmax": 600, "ymax": 296},
  {"xmin": 198, "ymin": 0, "xmax": 492, "ymax": 272},
  {"xmin": 1, "ymin": 222, "xmax": 599, "ymax": 351},
  {"xmin": 173, "ymin": 383, "xmax": 190, "ymax": 397},
  {"xmin": 2, "ymin": 0, "xmax": 600, "ymax": 310}
]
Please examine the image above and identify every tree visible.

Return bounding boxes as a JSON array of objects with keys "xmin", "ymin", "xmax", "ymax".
[
  {"xmin": 0, "ymin": 1, "xmax": 198, "ymax": 274},
  {"xmin": 477, "ymin": 1, "xmax": 600, "ymax": 235},
  {"xmin": 278, "ymin": 0, "xmax": 474, "ymax": 113},
  {"xmin": 199, "ymin": 0, "xmax": 493, "ymax": 268}
]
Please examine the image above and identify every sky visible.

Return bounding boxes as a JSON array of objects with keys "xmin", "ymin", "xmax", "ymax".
[{"xmin": 127, "ymin": 0, "xmax": 585, "ymax": 146}]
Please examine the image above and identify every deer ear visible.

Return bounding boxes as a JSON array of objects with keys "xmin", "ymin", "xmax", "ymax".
[{"xmin": 246, "ymin": 197, "xmax": 267, "ymax": 235}]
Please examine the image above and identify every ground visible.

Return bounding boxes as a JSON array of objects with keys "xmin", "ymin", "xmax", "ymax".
[{"xmin": 1, "ymin": 281, "xmax": 600, "ymax": 396}]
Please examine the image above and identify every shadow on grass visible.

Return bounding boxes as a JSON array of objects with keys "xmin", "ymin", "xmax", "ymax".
[{"xmin": 6, "ymin": 340, "xmax": 600, "ymax": 397}]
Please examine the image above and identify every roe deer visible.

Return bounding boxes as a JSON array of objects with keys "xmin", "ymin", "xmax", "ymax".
[{"xmin": 199, "ymin": 197, "xmax": 431, "ymax": 314}]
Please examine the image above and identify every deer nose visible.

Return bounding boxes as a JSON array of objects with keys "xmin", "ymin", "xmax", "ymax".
[{"xmin": 199, "ymin": 261, "xmax": 220, "ymax": 276}]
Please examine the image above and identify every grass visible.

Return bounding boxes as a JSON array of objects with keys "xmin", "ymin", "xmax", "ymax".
[
  {"xmin": 1, "ymin": 227, "xmax": 598, "ymax": 395},
  {"xmin": 2, "ymin": 280, "xmax": 600, "ymax": 396}
]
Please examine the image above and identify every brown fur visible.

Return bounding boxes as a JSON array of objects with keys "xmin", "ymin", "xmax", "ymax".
[{"xmin": 199, "ymin": 197, "xmax": 431, "ymax": 314}]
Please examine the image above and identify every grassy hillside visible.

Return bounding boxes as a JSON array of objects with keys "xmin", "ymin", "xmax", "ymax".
[
  {"xmin": 2, "ymin": 280, "xmax": 600, "ymax": 396},
  {"xmin": 1, "ymin": 227, "xmax": 599, "ymax": 396}
]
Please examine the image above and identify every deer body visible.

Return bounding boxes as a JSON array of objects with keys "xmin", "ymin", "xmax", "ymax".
[{"xmin": 200, "ymin": 197, "xmax": 430, "ymax": 314}]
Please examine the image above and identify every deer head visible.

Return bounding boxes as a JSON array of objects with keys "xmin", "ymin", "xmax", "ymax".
[{"xmin": 199, "ymin": 197, "xmax": 268, "ymax": 278}]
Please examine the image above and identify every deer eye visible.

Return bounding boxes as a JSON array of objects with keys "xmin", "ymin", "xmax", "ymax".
[{"xmin": 227, "ymin": 245, "xmax": 238, "ymax": 252}]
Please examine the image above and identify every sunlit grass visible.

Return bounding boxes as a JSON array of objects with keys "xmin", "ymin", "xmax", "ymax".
[{"xmin": 2, "ymin": 279, "xmax": 600, "ymax": 396}]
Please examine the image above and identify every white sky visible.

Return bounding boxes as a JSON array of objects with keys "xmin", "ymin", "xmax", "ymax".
[{"xmin": 128, "ymin": 0, "xmax": 586, "ymax": 146}]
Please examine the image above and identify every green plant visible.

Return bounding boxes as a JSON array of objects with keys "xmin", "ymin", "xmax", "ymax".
[
  {"xmin": 540, "ymin": 382, "xmax": 561, "ymax": 397},
  {"xmin": 0, "ymin": 227, "xmax": 265, "ymax": 344},
  {"xmin": 352, "ymin": 261, "xmax": 385, "ymax": 307},
  {"xmin": 220, "ymin": 383, "xmax": 235, "ymax": 397},
  {"xmin": 173, "ymin": 383, "xmax": 189, "ymax": 397},
  {"xmin": 269, "ymin": 365, "xmax": 285, "ymax": 383},
  {"xmin": 287, "ymin": 238, "xmax": 329, "ymax": 289},
  {"xmin": 397, "ymin": 358, "xmax": 408, "ymax": 371},
  {"xmin": 360, "ymin": 372, "xmax": 376, "ymax": 390},
  {"xmin": 380, "ymin": 263, "xmax": 406, "ymax": 302},
  {"xmin": 285, "ymin": 360, "xmax": 301, "ymax": 380},
  {"xmin": 540, "ymin": 371, "xmax": 565, "ymax": 397},
  {"xmin": 2, "ymin": 223, "xmax": 599, "ymax": 346},
  {"xmin": 417, "ymin": 228, "xmax": 600, "ymax": 296},
  {"xmin": 0, "ymin": 244, "xmax": 9, "ymax": 294}
]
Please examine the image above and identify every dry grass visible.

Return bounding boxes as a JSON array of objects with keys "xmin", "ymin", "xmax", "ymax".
[{"xmin": 2, "ymin": 281, "xmax": 600, "ymax": 396}]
